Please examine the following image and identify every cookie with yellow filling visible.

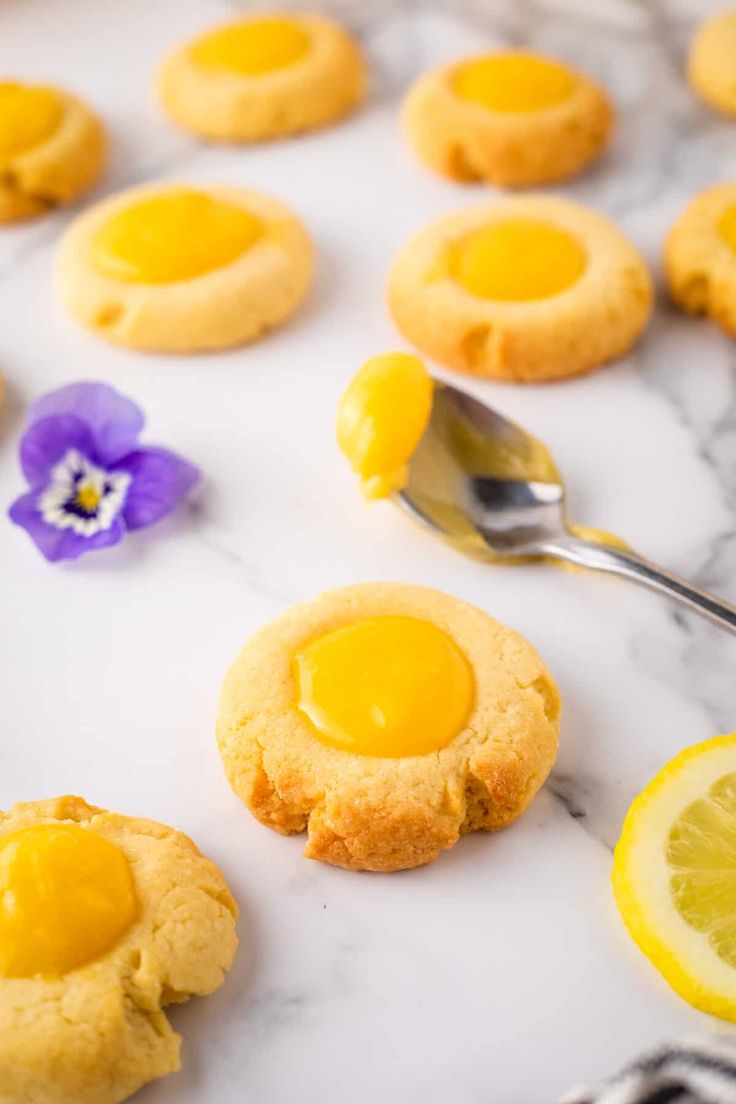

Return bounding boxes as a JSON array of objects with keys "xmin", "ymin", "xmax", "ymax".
[
  {"xmin": 664, "ymin": 184, "xmax": 736, "ymax": 337},
  {"xmin": 688, "ymin": 11, "xmax": 736, "ymax": 117},
  {"xmin": 388, "ymin": 195, "xmax": 652, "ymax": 382},
  {"xmin": 56, "ymin": 182, "xmax": 313, "ymax": 352},
  {"xmin": 157, "ymin": 13, "xmax": 366, "ymax": 143},
  {"xmin": 217, "ymin": 581, "xmax": 559, "ymax": 872},
  {"xmin": 0, "ymin": 795, "xmax": 237, "ymax": 1104},
  {"xmin": 402, "ymin": 50, "xmax": 613, "ymax": 188},
  {"xmin": 0, "ymin": 80, "xmax": 104, "ymax": 223}
]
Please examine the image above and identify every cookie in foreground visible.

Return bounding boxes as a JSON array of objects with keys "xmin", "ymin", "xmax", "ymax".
[
  {"xmin": 402, "ymin": 50, "xmax": 612, "ymax": 188},
  {"xmin": 56, "ymin": 182, "xmax": 313, "ymax": 352},
  {"xmin": 0, "ymin": 795, "xmax": 237, "ymax": 1104},
  {"xmin": 217, "ymin": 581, "xmax": 559, "ymax": 872},
  {"xmin": 158, "ymin": 12, "xmax": 366, "ymax": 142},
  {"xmin": 388, "ymin": 194, "xmax": 652, "ymax": 382},
  {"xmin": 0, "ymin": 80, "xmax": 104, "ymax": 223}
]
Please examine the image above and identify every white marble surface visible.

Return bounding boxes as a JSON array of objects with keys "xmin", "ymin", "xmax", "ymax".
[{"xmin": 2, "ymin": 0, "xmax": 736, "ymax": 1100}]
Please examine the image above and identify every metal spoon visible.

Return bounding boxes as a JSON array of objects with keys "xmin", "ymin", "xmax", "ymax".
[{"xmin": 397, "ymin": 381, "xmax": 736, "ymax": 635}]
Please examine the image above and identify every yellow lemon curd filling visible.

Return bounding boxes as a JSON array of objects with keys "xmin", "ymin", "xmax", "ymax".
[
  {"xmin": 90, "ymin": 188, "xmax": 264, "ymax": 284},
  {"xmin": 668, "ymin": 771, "xmax": 736, "ymax": 969},
  {"xmin": 0, "ymin": 823, "xmax": 137, "ymax": 978},
  {"xmin": 337, "ymin": 353, "xmax": 433, "ymax": 499},
  {"xmin": 294, "ymin": 615, "xmax": 474, "ymax": 758},
  {"xmin": 0, "ymin": 82, "xmax": 63, "ymax": 159},
  {"xmin": 718, "ymin": 205, "xmax": 736, "ymax": 255},
  {"xmin": 191, "ymin": 18, "xmax": 311, "ymax": 77},
  {"xmin": 453, "ymin": 52, "xmax": 577, "ymax": 114},
  {"xmin": 450, "ymin": 218, "xmax": 586, "ymax": 302}
]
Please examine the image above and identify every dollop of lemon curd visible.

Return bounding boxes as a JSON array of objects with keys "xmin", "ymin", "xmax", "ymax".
[
  {"xmin": 90, "ymin": 188, "xmax": 264, "ymax": 284},
  {"xmin": 453, "ymin": 52, "xmax": 577, "ymax": 113},
  {"xmin": 294, "ymin": 615, "xmax": 474, "ymax": 758},
  {"xmin": 718, "ymin": 205, "xmax": 736, "ymax": 255},
  {"xmin": 191, "ymin": 18, "xmax": 311, "ymax": 77},
  {"xmin": 336, "ymin": 353, "xmax": 433, "ymax": 499},
  {"xmin": 0, "ymin": 823, "xmax": 137, "ymax": 978},
  {"xmin": 0, "ymin": 82, "xmax": 62, "ymax": 159},
  {"xmin": 450, "ymin": 218, "xmax": 586, "ymax": 302}
]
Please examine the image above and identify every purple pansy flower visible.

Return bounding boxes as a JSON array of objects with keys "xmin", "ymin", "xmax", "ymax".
[{"xmin": 9, "ymin": 382, "xmax": 200, "ymax": 562}]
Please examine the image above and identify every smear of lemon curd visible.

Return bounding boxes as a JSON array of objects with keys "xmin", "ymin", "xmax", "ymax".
[
  {"xmin": 0, "ymin": 823, "xmax": 137, "ymax": 978},
  {"xmin": 0, "ymin": 82, "xmax": 63, "ymax": 158},
  {"xmin": 191, "ymin": 18, "xmax": 311, "ymax": 77},
  {"xmin": 453, "ymin": 53, "xmax": 577, "ymax": 114},
  {"xmin": 449, "ymin": 218, "xmax": 586, "ymax": 302},
  {"xmin": 90, "ymin": 188, "xmax": 263, "ymax": 284},
  {"xmin": 294, "ymin": 615, "xmax": 474, "ymax": 757},
  {"xmin": 718, "ymin": 205, "xmax": 736, "ymax": 256},
  {"xmin": 337, "ymin": 353, "xmax": 433, "ymax": 499}
]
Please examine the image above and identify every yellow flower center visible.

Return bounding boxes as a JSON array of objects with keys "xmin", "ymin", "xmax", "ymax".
[
  {"xmin": 336, "ymin": 353, "xmax": 433, "ymax": 499},
  {"xmin": 718, "ymin": 205, "xmax": 736, "ymax": 255},
  {"xmin": 450, "ymin": 218, "xmax": 586, "ymax": 302},
  {"xmin": 0, "ymin": 823, "xmax": 137, "ymax": 978},
  {"xmin": 0, "ymin": 82, "xmax": 63, "ymax": 158},
  {"xmin": 294, "ymin": 615, "xmax": 474, "ymax": 757},
  {"xmin": 190, "ymin": 18, "xmax": 311, "ymax": 77},
  {"xmin": 90, "ymin": 188, "xmax": 264, "ymax": 284},
  {"xmin": 453, "ymin": 53, "xmax": 577, "ymax": 114},
  {"xmin": 75, "ymin": 483, "xmax": 101, "ymax": 512}
]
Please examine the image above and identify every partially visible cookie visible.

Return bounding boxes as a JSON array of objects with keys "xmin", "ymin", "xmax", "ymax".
[
  {"xmin": 689, "ymin": 11, "xmax": 736, "ymax": 116},
  {"xmin": 0, "ymin": 80, "xmax": 104, "ymax": 223},
  {"xmin": 56, "ymin": 182, "xmax": 314, "ymax": 352},
  {"xmin": 402, "ymin": 50, "xmax": 613, "ymax": 188},
  {"xmin": 0, "ymin": 795, "xmax": 237, "ymax": 1104},
  {"xmin": 217, "ymin": 581, "xmax": 559, "ymax": 873},
  {"xmin": 388, "ymin": 194, "xmax": 652, "ymax": 382},
  {"xmin": 665, "ymin": 183, "xmax": 736, "ymax": 336},
  {"xmin": 158, "ymin": 12, "xmax": 366, "ymax": 142}
]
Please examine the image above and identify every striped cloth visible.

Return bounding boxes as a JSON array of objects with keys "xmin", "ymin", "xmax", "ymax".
[{"xmin": 559, "ymin": 1037, "xmax": 736, "ymax": 1104}]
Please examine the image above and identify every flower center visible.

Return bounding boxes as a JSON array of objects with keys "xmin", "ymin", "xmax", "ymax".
[
  {"xmin": 294, "ymin": 615, "xmax": 474, "ymax": 757},
  {"xmin": 453, "ymin": 53, "xmax": 577, "ymax": 114},
  {"xmin": 75, "ymin": 482, "xmax": 102, "ymax": 512},
  {"xmin": 39, "ymin": 448, "xmax": 131, "ymax": 537},
  {"xmin": 0, "ymin": 823, "xmax": 137, "ymax": 978},
  {"xmin": 190, "ymin": 18, "xmax": 311, "ymax": 77},
  {"xmin": 0, "ymin": 82, "xmax": 62, "ymax": 158},
  {"xmin": 90, "ymin": 188, "xmax": 264, "ymax": 284},
  {"xmin": 337, "ymin": 353, "xmax": 433, "ymax": 499},
  {"xmin": 449, "ymin": 218, "xmax": 586, "ymax": 301}
]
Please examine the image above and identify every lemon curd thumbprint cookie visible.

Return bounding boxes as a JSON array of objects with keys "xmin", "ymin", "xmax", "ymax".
[
  {"xmin": 217, "ymin": 582, "xmax": 560, "ymax": 873},
  {"xmin": 665, "ymin": 183, "xmax": 736, "ymax": 338},
  {"xmin": 0, "ymin": 796, "xmax": 237, "ymax": 1104},
  {"xmin": 157, "ymin": 13, "xmax": 366, "ymax": 142},
  {"xmin": 402, "ymin": 50, "xmax": 613, "ymax": 188},
  {"xmin": 56, "ymin": 182, "xmax": 314, "ymax": 352},
  {"xmin": 388, "ymin": 195, "xmax": 652, "ymax": 382},
  {"xmin": 0, "ymin": 80, "xmax": 104, "ymax": 223},
  {"xmin": 689, "ymin": 10, "xmax": 736, "ymax": 117}
]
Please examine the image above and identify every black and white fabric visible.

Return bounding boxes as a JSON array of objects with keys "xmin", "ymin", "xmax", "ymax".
[{"xmin": 559, "ymin": 1037, "xmax": 736, "ymax": 1104}]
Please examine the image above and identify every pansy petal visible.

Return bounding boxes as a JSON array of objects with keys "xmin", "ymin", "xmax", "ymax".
[
  {"xmin": 8, "ymin": 490, "xmax": 125, "ymax": 562},
  {"xmin": 20, "ymin": 415, "xmax": 97, "ymax": 487},
  {"xmin": 118, "ymin": 447, "xmax": 201, "ymax": 531},
  {"xmin": 28, "ymin": 382, "xmax": 144, "ymax": 465}
]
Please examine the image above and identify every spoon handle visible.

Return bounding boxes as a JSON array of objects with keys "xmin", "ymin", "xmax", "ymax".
[{"xmin": 541, "ymin": 536, "xmax": 736, "ymax": 635}]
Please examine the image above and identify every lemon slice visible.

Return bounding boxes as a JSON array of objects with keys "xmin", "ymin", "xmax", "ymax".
[{"xmin": 613, "ymin": 733, "xmax": 736, "ymax": 1021}]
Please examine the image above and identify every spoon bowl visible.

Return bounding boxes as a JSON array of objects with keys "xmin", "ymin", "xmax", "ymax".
[{"xmin": 396, "ymin": 380, "xmax": 736, "ymax": 635}]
